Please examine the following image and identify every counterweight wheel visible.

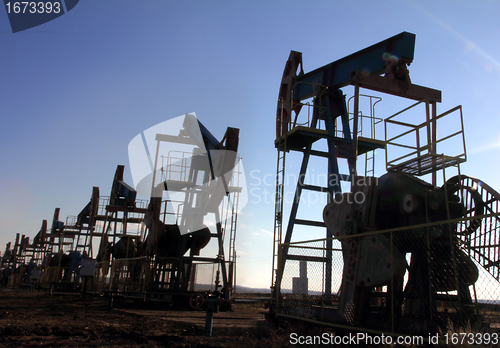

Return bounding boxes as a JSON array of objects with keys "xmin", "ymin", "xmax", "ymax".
[
  {"xmin": 445, "ymin": 174, "xmax": 500, "ymax": 281},
  {"xmin": 444, "ymin": 175, "xmax": 485, "ymax": 236},
  {"xmin": 189, "ymin": 293, "xmax": 205, "ymax": 310}
]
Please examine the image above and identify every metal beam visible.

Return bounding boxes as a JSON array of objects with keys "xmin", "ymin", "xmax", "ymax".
[
  {"xmin": 293, "ymin": 32, "xmax": 416, "ymax": 100},
  {"xmin": 351, "ymin": 71, "xmax": 441, "ymax": 102}
]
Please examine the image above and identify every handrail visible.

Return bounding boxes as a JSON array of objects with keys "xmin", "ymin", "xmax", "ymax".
[{"xmin": 385, "ymin": 103, "xmax": 466, "ymax": 174}]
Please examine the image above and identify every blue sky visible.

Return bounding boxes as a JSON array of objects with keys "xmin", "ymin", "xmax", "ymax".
[{"xmin": 1, "ymin": 0, "xmax": 499, "ymax": 289}]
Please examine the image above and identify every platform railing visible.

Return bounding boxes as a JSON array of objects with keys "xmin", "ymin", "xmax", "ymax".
[
  {"xmin": 385, "ymin": 102, "xmax": 466, "ymax": 175},
  {"xmin": 161, "ymin": 150, "xmax": 192, "ymax": 184},
  {"xmin": 345, "ymin": 94, "xmax": 384, "ymax": 140}
]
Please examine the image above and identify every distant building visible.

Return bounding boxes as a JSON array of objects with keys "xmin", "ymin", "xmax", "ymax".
[{"xmin": 292, "ymin": 261, "xmax": 308, "ymax": 295}]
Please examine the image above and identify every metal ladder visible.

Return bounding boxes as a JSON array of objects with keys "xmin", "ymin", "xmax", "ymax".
[
  {"xmin": 272, "ymin": 137, "xmax": 286, "ymax": 289},
  {"xmin": 227, "ymin": 158, "xmax": 242, "ymax": 291}
]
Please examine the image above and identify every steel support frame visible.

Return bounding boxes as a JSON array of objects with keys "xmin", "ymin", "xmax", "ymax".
[
  {"xmin": 148, "ymin": 121, "xmax": 237, "ymax": 299},
  {"xmin": 277, "ymin": 89, "xmax": 354, "ymax": 298},
  {"xmin": 273, "ymin": 31, "xmax": 449, "ymax": 311}
]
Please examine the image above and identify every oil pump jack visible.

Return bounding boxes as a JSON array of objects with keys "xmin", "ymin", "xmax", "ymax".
[
  {"xmin": 271, "ymin": 32, "xmax": 500, "ymax": 335},
  {"xmin": 43, "ymin": 115, "xmax": 242, "ymax": 306},
  {"xmin": 142, "ymin": 114, "xmax": 240, "ymax": 305}
]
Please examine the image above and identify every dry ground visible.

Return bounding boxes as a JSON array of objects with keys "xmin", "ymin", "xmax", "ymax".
[
  {"xmin": 5, "ymin": 289, "xmax": 495, "ymax": 347},
  {"xmin": 0, "ymin": 289, "xmax": 290, "ymax": 348}
]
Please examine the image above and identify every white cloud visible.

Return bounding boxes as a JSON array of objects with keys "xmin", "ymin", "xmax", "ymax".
[
  {"xmin": 260, "ymin": 229, "xmax": 273, "ymax": 237},
  {"xmin": 469, "ymin": 140, "xmax": 500, "ymax": 154}
]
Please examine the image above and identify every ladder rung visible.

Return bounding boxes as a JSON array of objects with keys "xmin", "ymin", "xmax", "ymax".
[
  {"xmin": 301, "ymin": 184, "xmax": 327, "ymax": 192},
  {"xmin": 287, "ymin": 254, "xmax": 327, "ymax": 263},
  {"xmin": 309, "ymin": 150, "xmax": 329, "ymax": 158},
  {"xmin": 295, "ymin": 219, "xmax": 326, "ymax": 227}
]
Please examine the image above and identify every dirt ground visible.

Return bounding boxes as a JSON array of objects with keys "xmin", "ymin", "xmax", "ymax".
[
  {"xmin": 4, "ymin": 289, "xmax": 499, "ymax": 347},
  {"xmin": 0, "ymin": 289, "xmax": 291, "ymax": 348}
]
